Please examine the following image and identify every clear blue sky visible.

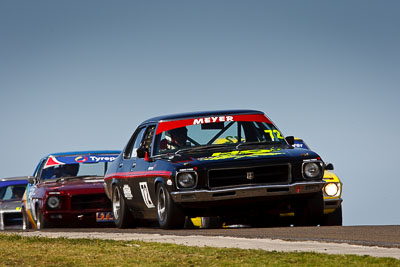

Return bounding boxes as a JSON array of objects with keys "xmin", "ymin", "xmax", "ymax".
[{"xmin": 1, "ymin": 1, "xmax": 399, "ymax": 226}]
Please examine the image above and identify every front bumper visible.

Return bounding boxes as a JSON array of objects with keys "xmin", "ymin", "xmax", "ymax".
[
  {"xmin": 0, "ymin": 210, "xmax": 23, "ymax": 230},
  {"xmin": 324, "ymin": 198, "xmax": 343, "ymax": 214},
  {"xmin": 171, "ymin": 181, "xmax": 325, "ymax": 203},
  {"xmin": 43, "ymin": 209, "xmax": 113, "ymax": 224}
]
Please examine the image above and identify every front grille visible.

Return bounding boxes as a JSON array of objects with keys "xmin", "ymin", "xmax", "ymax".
[
  {"xmin": 208, "ymin": 164, "xmax": 291, "ymax": 189},
  {"xmin": 70, "ymin": 194, "xmax": 111, "ymax": 210},
  {"xmin": 3, "ymin": 213, "xmax": 23, "ymax": 226}
]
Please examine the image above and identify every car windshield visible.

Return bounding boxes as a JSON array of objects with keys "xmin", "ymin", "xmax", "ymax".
[
  {"xmin": 154, "ymin": 114, "xmax": 287, "ymax": 155},
  {"xmin": 39, "ymin": 154, "xmax": 118, "ymax": 180},
  {"xmin": 0, "ymin": 184, "xmax": 26, "ymax": 201}
]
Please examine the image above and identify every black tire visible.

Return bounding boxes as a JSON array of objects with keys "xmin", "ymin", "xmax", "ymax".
[
  {"xmin": 201, "ymin": 217, "xmax": 223, "ymax": 229},
  {"xmin": 156, "ymin": 183, "xmax": 185, "ymax": 229},
  {"xmin": 321, "ymin": 205, "xmax": 343, "ymax": 226},
  {"xmin": 112, "ymin": 185, "xmax": 134, "ymax": 228},
  {"xmin": 294, "ymin": 191, "xmax": 324, "ymax": 226},
  {"xmin": 22, "ymin": 207, "xmax": 32, "ymax": 230},
  {"xmin": 36, "ymin": 207, "xmax": 50, "ymax": 229}
]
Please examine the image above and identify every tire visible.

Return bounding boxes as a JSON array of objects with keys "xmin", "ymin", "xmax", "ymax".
[
  {"xmin": 112, "ymin": 185, "xmax": 134, "ymax": 228},
  {"xmin": 22, "ymin": 208, "xmax": 32, "ymax": 230},
  {"xmin": 36, "ymin": 207, "xmax": 50, "ymax": 229},
  {"xmin": 156, "ymin": 183, "xmax": 185, "ymax": 229},
  {"xmin": 294, "ymin": 191, "xmax": 324, "ymax": 226},
  {"xmin": 201, "ymin": 217, "xmax": 223, "ymax": 229},
  {"xmin": 322, "ymin": 205, "xmax": 343, "ymax": 226}
]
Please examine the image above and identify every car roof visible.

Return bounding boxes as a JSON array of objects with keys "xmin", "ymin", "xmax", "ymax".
[
  {"xmin": 0, "ymin": 176, "xmax": 30, "ymax": 182},
  {"xmin": 142, "ymin": 109, "xmax": 264, "ymax": 124},
  {"xmin": 0, "ymin": 176, "xmax": 29, "ymax": 187}
]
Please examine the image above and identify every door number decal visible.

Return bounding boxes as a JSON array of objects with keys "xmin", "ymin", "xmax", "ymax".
[{"xmin": 139, "ymin": 182, "xmax": 155, "ymax": 208}]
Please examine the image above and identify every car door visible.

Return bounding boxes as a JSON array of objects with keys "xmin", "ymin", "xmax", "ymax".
[
  {"xmin": 131, "ymin": 125, "xmax": 158, "ymax": 218},
  {"xmin": 115, "ymin": 126, "xmax": 151, "ymax": 218}
]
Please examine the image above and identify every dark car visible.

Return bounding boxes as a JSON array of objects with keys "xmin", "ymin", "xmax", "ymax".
[
  {"xmin": 22, "ymin": 150, "xmax": 120, "ymax": 229},
  {"xmin": 0, "ymin": 176, "xmax": 28, "ymax": 230},
  {"xmin": 105, "ymin": 110, "xmax": 329, "ymax": 229}
]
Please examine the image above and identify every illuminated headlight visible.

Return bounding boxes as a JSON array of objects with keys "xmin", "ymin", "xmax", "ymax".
[
  {"xmin": 47, "ymin": 196, "xmax": 60, "ymax": 209},
  {"xmin": 303, "ymin": 161, "xmax": 322, "ymax": 179},
  {"xmin": 176, "ymin": 172, "xmax": 197, "ymax": 188},
  {"xmin": 324, "ymin": 182, "xmax": 341, "ymax": 197}
]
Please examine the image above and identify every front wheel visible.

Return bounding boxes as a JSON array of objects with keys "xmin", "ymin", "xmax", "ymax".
[
  {"xmin": 36, "ymin": 207, "xmax": 50, "ymax": 229},
  {"xmin": 156, "ymin": 183, "xmax": 185, "ymax": 229},
  {"xmin": 112, "ymin": 185, "xmax": 134, "ymax": 228}
]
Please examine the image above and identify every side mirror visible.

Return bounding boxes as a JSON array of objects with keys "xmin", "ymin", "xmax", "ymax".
[
  {"xmin": 136, "ymin": 147, "xmax": 147, "ymax": 159},
  {"xmin": 285, "ymin": 136, "xmax": 295, "ymax": 146},
  {"xmin": 28, "ymin": 177, "xmax": 36, "ymax": 184},
  {"xmin": 325, "ymin": 162, "xmax": 334, "ymax": 170}
]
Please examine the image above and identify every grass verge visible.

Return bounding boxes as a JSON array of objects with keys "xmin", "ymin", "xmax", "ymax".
[{"xmin": 0, "ymin": 234, "xmax": 399, "ymax": 266}]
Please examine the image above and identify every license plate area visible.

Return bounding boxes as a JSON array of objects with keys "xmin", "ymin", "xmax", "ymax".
[{"xmin": 96, "ymin": 212, "xmax": 114, "ymax": 222}]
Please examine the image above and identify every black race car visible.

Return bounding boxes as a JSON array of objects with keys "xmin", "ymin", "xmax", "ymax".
[{"xmin": 104, "ymin": 110, "xmax": 330, "ymax": 229}]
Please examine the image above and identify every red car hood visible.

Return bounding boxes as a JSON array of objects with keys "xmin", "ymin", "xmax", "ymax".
[{"xmin": 38, "ymin": 177, "xmax": 105, "ymax": 193}]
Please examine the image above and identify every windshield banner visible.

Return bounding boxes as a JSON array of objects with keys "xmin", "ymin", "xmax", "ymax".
[
  {"xmin": 44, "ymin": 155, "xmax": 118, "ymax": 169},
  {"xmin": 156, "ymin": 114, "xmax": 272, "ymax": 134}
]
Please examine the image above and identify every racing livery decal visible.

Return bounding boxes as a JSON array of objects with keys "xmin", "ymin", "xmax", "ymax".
[
  {"xmin": 199, "ymin": 148, "xmax": 285, "ymax": 161},
  {"xmin": 123, "ymin": 184, "xmax": 133, "ymax": 200},
  {"xmin": 44, "ymin": 156, "xmax": 65, "ymax": 168},
  {"xmin": 104, "ymin": 171, "xmax": 172, "ymax": 181},
  {"xmin": 139, "ymin": 182, "xmax": 155, "ymax": 208}
]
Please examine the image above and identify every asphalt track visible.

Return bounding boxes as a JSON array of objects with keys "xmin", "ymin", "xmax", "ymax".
[{"xmin": 5, "ymin": 225, "xmax": 400, "ymax": 260}]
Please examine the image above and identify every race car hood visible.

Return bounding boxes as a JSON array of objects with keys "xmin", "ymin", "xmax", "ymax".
[
  {"xmin": 163, "ymin": 146, "xmax": 320, "ymax": 168},
  {"xmin": 38, "ymin": 177, "xmax": 105, "ymax": 192}
]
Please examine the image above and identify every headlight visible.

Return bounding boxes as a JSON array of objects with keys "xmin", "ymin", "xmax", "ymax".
[
  {"xmin": 324, "ymin": 182, "xmax": 341, "ymax": 197},
  {"xmin": 176, "ymin": 172, "xmax": 197, "ymax": 188},
  {"xmin": 303, "ymin": 161, "xmax": 322, "ymax": 179},
  {"xmin": 47, "ymin": 196, "xmax": 60, "ymax": 209}
]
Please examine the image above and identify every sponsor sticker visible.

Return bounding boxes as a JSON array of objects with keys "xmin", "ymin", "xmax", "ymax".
[
  {"xmin": 96, "ymin": 212, "xmax": 114, "ymax": 222},
  {"xmin": 44, "ymin": 155, "xmax": 118, "ymax": 168},
  {"xmin": 123, "ymin": 184, "xmax": 133, "ymax": 200},
  {"xmin": 156, "ymin": 114, "xmax": 271, "ymax": 134}
]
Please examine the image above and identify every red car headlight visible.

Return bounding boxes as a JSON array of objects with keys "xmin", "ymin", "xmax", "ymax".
[{"xmin": 47, "ymin": 196, "xmax": 61, "ymax": 209}]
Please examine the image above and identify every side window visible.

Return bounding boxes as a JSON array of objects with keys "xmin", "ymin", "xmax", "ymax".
[
  {"xmin": 35, "ymin": 159, "xmax": 47, "ymax": 181},
  {"xmin": 142, "ymin": 125, "xmax": 156, "ymax": 155},
  {"xmin": 124, "ymin": 127, "xmax": 146, "ymax": 159}
]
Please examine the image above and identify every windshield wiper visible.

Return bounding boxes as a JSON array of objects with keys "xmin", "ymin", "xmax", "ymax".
[
  {"xmin": 174, "ymin": 144, "xmax": 234, "ymax": 155},
  {"xmin": 235, "ymin": 141, "xmax": 278, "ymax": 150}
]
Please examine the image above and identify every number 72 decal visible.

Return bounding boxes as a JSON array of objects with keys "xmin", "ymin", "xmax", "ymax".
[{"xmin": 264, "ymin": 130, "xmax": 284, "ymax": 140}]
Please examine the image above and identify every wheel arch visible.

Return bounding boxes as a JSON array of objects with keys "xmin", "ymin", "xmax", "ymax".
[{"xmin": 154, "ymin": 177, "xmax": 167, "ymax": 193}]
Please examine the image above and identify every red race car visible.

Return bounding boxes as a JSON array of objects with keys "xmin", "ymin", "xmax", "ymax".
[{"xmin": 22, "ymin": 150, "xmax": 120, "ymax": 229}]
